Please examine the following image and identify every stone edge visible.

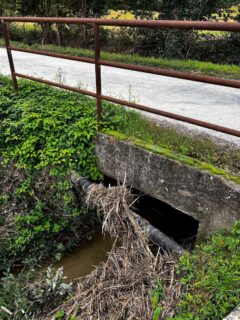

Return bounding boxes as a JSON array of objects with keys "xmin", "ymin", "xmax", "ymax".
[{"xmin": 223, "ymin": 307, "xmax": 240, "ymax": 320}]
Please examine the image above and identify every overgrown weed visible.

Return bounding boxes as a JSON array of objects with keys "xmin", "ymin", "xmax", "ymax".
[
  {"xmin": 168, "ymin": 222, "xmax": 240, "ymax": 319},
  {"xmin": 113, "ymin": 111, "xmax": 240, "ymax": 176}
]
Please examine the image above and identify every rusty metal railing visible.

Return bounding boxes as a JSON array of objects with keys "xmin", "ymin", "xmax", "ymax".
[{"xmin": 1, "ymin": 17, "xmax": 240, "ymax": 137}]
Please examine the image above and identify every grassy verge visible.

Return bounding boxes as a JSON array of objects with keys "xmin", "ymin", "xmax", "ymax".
[
  {"xmin": 106, "ymin": 109, "xmax": 240, "ymax": 178},
  {"xmin": 0, "ymin": 38, "xmax": 240, "ymax": 80},
  {"xmin": 104, "ymin": 129, "xmax": 240, "ymax": 184}
]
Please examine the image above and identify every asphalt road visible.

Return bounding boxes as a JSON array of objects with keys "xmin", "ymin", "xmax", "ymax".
[{"xmin": 0, "ymin": 48, "xmax": 239, "ymax": 146}]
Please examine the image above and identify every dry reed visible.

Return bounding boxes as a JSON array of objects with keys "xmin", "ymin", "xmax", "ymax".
[{"xmin": 46, "ymin": 183, "xmax": 182, "ymax": 320}]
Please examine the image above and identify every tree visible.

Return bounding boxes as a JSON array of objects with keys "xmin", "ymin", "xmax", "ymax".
[
  {"xmin": 111, "ymin": 0, "xmax": 163, "ymax": 18},
  {"xmin": 129, "ymin": 0, "xmax": 240, "ymax": 60},
  {"xmin": 160, "ymin": 0, "xmax": 240, "ymax": 20},
  {"xmin": 2, "ymin": 0, "xmax": 109, "ymax": 45}
]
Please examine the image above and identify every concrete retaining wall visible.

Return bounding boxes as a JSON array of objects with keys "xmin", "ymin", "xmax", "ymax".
[{"xmin": 95, "ymin": 133, "xmax": 240, "ymax": 239}]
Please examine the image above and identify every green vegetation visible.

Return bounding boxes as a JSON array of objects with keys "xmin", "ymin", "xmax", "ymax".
[
  {"xmin": 104, "ymin": 108, "xmax": 240, "ymax": 178},
  {"xmin": 0, "ymin": 75, "xmax": 121, "ymax": 318},
  {"xmin": 168, "ymin": 222, "xmax": 240, "ymax": 319},
  {"xmin": 1, "ymin": 75, "xmax": 239, "ymax": 318},
  {"xmin": 0, "ymin": 75, "xmax": 124, "ymax": 264},
  {"xmin": 151, "ymin": 281, "xmax": 165, "ymax": 320},
  {"xmin": 1, "ymin": 39, "xmax": 240, "ymax": 80},
  {"xmin": 0, "ymin": 267, "xmax": 72, "ymax": 319},
  {"xmin": 105, "ymin": 129, "xmax": 240, "ymax": 184}
]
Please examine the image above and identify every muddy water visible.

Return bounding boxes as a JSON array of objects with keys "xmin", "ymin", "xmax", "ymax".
[{"xmin": 53, "ymin": 232, "xmax": 113, "ymax": 281}]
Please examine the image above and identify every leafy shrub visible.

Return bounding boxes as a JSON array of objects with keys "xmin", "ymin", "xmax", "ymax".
[
  {"xmin": 0, "ymin": 75, "xmax": 124, "ymax": 265},
  {"xmin": 0, "ymin": 75, "xmax": 126, "ymax": 318},
  {"xmin": 9, "ymin": 23, "xmax": 42, "ymax": 45},
  {"xmin": 0, "ymin": 267, "xmax": 72, "ymax": 319}
]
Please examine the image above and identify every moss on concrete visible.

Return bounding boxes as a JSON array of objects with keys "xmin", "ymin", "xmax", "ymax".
[{"xmin": 102, "ymin": 129, "xmax": 240, "ymax": 185}]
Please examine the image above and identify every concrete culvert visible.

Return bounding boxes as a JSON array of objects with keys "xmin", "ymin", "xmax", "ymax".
[
  {"xmin": 71, "ymin": 174, "xmax": 185, "ymax": 255},
  {"xmin": 50, "ymin": 173, "xmax": 183, "ymax": 319}
]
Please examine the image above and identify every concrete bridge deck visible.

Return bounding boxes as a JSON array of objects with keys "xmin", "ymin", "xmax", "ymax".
[{"xmin": 95, "ymin": 132, "xmax": 240, "ymax": 240}]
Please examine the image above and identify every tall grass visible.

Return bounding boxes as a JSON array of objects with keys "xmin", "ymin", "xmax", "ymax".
[{"xmin": 113, "ymin": 109, "xmax": 240, "ymax": 176}]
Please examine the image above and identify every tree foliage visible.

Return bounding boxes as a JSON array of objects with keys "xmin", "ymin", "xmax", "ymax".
[
  {"xmin": 160, "ymin": 0, "xmax": 240, "ymax": 20},
  {"xmin": 2, "ymin": 0, "xmax": 238, "ymax": 20},
  {"xmin": 2, "ymin": 0, "xmax": 108, "ymax": 18}
]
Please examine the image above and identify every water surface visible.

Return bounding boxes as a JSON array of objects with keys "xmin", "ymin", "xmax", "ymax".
[{"xmin": 53, "ymin": 232, "xmax": 113, "ymax": 281}]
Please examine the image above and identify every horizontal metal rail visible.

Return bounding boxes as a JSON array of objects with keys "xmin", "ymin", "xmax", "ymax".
[
  {"xmin": 1, "ymin": 17, "xmax": 240, "ymax": 137},
  {"xmin": 101, "ymin": 95, "xmax": 240, "ymax": 137},
  {"xmin": 9, "ymin": 46, "xmax": 95, "ymax": 64},
  {"xmin": 1, "ymin": 17, "xmax": 240, "ymax": 31},
  {"xmin": 15, "ymin": 72, "xmax": 97, "ymax": 97},
  {"xmin": 13, "ymin": 71, "xmax": 240, "ymax": 137},
  {"xmin": 100, "ymin": 60, "xmax": 240, "ymax": 89},
  {"xmin": 9, "ymin": 47, "xmax": 240, "ymax": 89}
]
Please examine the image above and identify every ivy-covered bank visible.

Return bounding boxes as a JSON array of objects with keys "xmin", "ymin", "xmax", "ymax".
[
  {"xmin": 0, "ymin": 76, "xmax": 111, "ymax": 264},
  {"xmin": 0, "ymin": 76, "xmax": 123, "ymax": 318}
]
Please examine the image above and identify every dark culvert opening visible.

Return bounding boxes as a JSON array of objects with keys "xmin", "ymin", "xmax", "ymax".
[{"xmin": 103, "ymin": 176, "xmax": 199, "ymax": 249}]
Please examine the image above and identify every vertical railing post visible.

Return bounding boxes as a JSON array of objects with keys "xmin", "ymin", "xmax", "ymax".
[
  {"xmin": 93, "ymin": 23, "xmax": 102, "ymax": 127},
  {"xmin": 2, "ymin": 21, "xmax": 19, "ymax": 92}
]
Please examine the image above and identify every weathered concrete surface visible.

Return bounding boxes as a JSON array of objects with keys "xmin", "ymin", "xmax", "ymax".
[
  {"xmin": 95, "ymin": 133, "xmax": 240, "ymax": 239},
  {"xmin": 223, "ymin": 306, "xmax": 240, "ymax": 320}
]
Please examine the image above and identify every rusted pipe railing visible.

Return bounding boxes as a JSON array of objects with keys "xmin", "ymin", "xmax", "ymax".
[
  {"xmin": 100, "ymin": 95, "xmax": 240, "ymax": 137},
  {"xmin": 2, "ymin": 22, "xmax": 18, "ymax": 91},
  {"xmin": 1, "ymin": 17, "xmax": 240, "ymax": 137},
  {"xmin": 94, "ymin": 23, "xmax": 103, "ymax": 125},
  {"xmin": 14, "ymin": 72, "xmax": 97, "ymax": 97},
  {"xmin": 1, "ymin": 17, "xmax": 240, "ymax": 31},
  {"xmin": 8, "ymin": 45, "xmax": 240, "ymax": 89},
  {"xmin": 9, "ymin": 46, "xmax": 95, "ymax": 64}
]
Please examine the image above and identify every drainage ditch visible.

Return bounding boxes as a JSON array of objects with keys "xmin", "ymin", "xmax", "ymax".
[{"xmin": 49, "ymin": 175, "xmax": 199, "ymax": 281}]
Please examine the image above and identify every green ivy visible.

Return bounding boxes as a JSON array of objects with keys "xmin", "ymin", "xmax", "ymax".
[{"xmin": 0, "ymin": 75, "xmax": 124, "ymax": 265}]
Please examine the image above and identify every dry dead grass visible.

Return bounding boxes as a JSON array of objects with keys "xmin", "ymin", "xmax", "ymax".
[{"xmin": 46, "ymin": 183, "xmax": 182, "ymax": 320}]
